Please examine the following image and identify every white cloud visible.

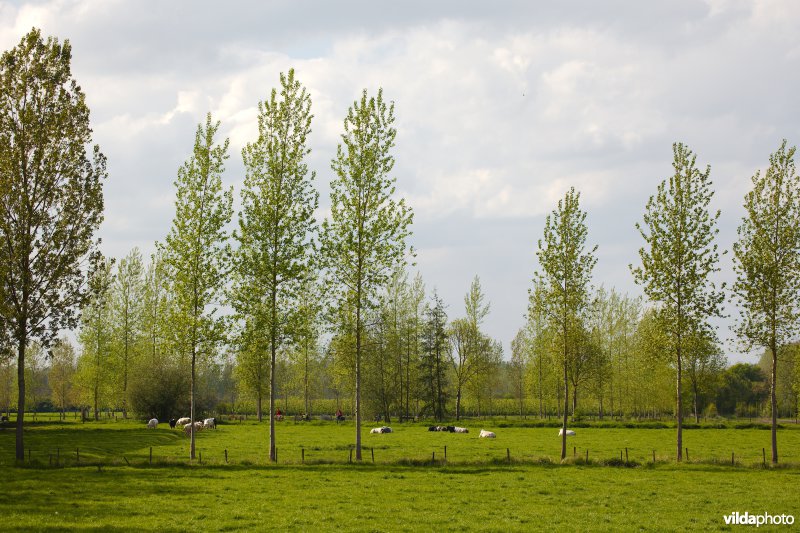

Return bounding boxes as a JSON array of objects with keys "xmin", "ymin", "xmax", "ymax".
[{"xmin": 1, "ymin": 1, "xmax": 798, "ymax": 362}]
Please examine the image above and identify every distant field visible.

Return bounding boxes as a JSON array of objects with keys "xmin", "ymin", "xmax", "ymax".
[{"xmin": 1, "ymin": 417, "xmax": 799, "ymax": 531}]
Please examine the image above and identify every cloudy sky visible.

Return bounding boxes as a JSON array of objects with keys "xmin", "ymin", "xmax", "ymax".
[{"xmin": 2, "ymin": 0, "xmax": 798, "ymax": 362}]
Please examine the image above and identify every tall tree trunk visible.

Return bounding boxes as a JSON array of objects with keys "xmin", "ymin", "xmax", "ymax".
[
  {"xmin": 190, "ymin": 348, "xmax": 196, "ymax": 460},
  {"xmin": 770, "ymin": 344, "xmax": 778, "ymax": 464},
  {"xmin": 676, "ymin": 341, "xmax": 683, "ymax": 462},
  {"xmin": 269, "ymin": 286, "xmax": 277, "ymax": 462},
  {"xmin": 456, "ymin": 387, "xmax": 462, "ymax": 421},
  {"xmin": 355, "ymin": 309, "xmax": 362, "ymax": 460},
  {"xmin": 257, "ymin": 390, "xmax": 262, "ymax": 422},
  {"xmin": 693, "ymin": 379, "xmax": 699, "ymax": 423},
  {"xmin": 15, "ymin": 332, "xmax": 26, "ymax": 462},
  {"xmin": 561, "ymin": 350, "xmax": 568, "ymax": 461}
]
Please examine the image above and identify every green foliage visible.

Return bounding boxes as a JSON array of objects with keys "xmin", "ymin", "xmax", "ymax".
[
  {"xmin": 449, "ymin": 276, "xmax": 494, "ymax": 420},
  {"xmin": 232, "ymin": 69, "xmax": 318, "ymax": 460},
  {"xmin": 161, "ymin": 113, "xmax": 233, "ymax": 459},
  {"xmin": 0, "ymin": 28, "xmax": 106, "ymax": 460},
  {"xmin": 419, "ymin": 291, "xmax": 449, "ymax": 421},
  {"xmin": 631, "ymin": 143, "xmax": 725, "ymax": 461},
  {"xmin": 732, "ymin": 140, "xmax": 800, "ymax": 462},
  {"xmin": 76, "ymin": 255, "xmax": 115, "ymax": 421},
  {"xmin": 320, "ymin": 88, "xmax": 413, "ymax": 459},
  {"xmin": 535, "ymin": 187, "xmax": 597, "ymax": 458},
  {"xmin": 111, "ymin": 248, "xmax": 145, "ymax": 418}
]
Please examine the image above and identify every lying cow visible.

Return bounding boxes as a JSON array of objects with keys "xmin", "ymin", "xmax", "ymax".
[
  {"xmin": 453, "ymin": 427, "xmax": 469, "ymax": 433},
  {"xmin": 176, "ymin": 417, "xmax": 191, "ymax": 426},
  {"xmin": 370, "ymin": 426, "xmax": 393, "ymax": 434},
  {"xmin": 203, "ymin": 417, "xmax": 216, "ymax": 429},
  {"xmin": 479, "ymin": 429, "xmax": 496, "ymax": 438},
  {"xmin": 558, "ymin": 428, "xmax": 576, "ymax": 436},
  {"xmin": 147, "ymin": 418, "xmax": 158, "ymax": 429}
]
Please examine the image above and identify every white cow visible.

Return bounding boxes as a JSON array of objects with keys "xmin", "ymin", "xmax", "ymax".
[
  {"xmin": 184, "ymin": 421, "xmax": 204, "ymax": 436},
  {"xmin": 203, "ymin": 417, "xmax": 216, "ymax": 429},
  {"xmin": 370, "ymin": 426, "xmax": 393, "ymax": 434},
  {"xmin": 479, "ymin": 429, "xmax": 496, "ymax": 438},
  {"xmin": 176, "ymin": 417, "xmax": 191, "ymax": 426},
  {"xmin": 558, "ymin": 428, "xmax": 576, "ymax": 436},
  {"xmin": 147, "ymin": 418, "xmax": 158, "ymax": 429},
  {"xmin": 454, "ymin": 427, "xmax": 469, "ymax": 433}
]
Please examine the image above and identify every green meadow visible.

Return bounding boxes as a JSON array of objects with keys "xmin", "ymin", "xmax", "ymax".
[{"xmin": 1, "ymin": 417, "xmax": 799, "ymax": 531}]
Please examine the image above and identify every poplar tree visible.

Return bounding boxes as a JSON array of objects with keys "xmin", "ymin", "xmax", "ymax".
[
  {"xmin": 77, "ymin": 255, "xmax": 115, "ymax": 421},
  {"xmin": 320, "ymin": 88, "xmax": 413, "ymax": 460},
  {"xmin": 232, "ymin": 69, "xmax": 318, "ymax": 462},
  {"xmin": 732, "ymin": 140, "xmax": 800, "ymax": 463},
  {"xmin": 535, "ymin": 187, "xmax": 597, "ymax": 460},
  {"xmin": 112, "ymin": 247, "xmax": 145, "ymax": 418},
  {"xmin": 631, "ymin": 142, "xmax": 725, "ymax": 462},
  {"xmin": 449, "ymin": 276, "xmax": 491, "ymax": 420},
  {"xmin": 0, "ymin": 29, "xmax": 105, "ymax": 460},
  {"xmin": 161, "ymin": 113, "xmax": 233, "ymax": 460}
]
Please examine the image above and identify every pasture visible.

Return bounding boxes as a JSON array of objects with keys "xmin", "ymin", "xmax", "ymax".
[{"xmin": 1, "ymin": 416, "xmax": 799, "ymax": 531}]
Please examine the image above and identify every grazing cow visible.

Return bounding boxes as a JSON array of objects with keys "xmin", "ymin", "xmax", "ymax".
[
  {"xmin": 370, "ymin": 426, "xmax": 393, "ymax": 434},
  {"xmin": 479, "ymin": 429, "xmax": 496, "ymax": 438},
  {"xmin": 558, "ymin": 428, "xmax": 576, "ymax": 436},
  {"xmin": 147, "ymin": 418, "xmax": 158, "ymax": 429},
  {"xmin": 454, "ymin": 427, "xmax": 468, "ymax": 433},
  {"xmin": 203, "ymin": 417, "xmax": 216, "ymax": 429},
  {"xmin": 184, "ymin": 421, "xmax": 204, "ymax": 436},
  {"xmin": 169, "ymin": 418, "xmax": 177, "ymax": 429},
  {"xmin": 176, "ymin": 417, "xmax": 191, "ymax": 426}
]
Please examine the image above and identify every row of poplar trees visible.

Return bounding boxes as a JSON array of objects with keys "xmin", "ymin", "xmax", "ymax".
[
  {"xmin": 138, "ymin": 74, "xmax": 414, "ymax": 461},
  {"xmin": 0, "ymin": 29, "xmax": 416, "ymax": 463},
  {"xmin": 532, "ymin": 143, "xmax": 800, "ymax": 463}
]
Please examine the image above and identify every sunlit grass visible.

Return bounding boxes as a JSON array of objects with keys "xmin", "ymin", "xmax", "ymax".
[{"xmin": 1, "ymin": 417, "xmax": 799, "ymax": 530}]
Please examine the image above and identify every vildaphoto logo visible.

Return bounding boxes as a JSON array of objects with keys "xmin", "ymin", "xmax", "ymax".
[{"xmin": 723, "ymin": 512, "xmax": 795, "ymax": 527}]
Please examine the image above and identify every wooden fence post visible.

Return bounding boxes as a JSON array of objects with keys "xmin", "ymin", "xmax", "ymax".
[
  {"xmin": 625, "ymin": 447, "xmax": 628, "ymax": 463},
  {"xmin": 507, "ymin": 448, "xmax": 511, "ymax": 462},
  {"xmin": 302, "ymin": 448, "xmax": 305, "ymax": 464},
  {"xmin": 444, "ymin": 445, "xmax": 447, "ymax": 461},
  {"xmin": 371, "ymin": 447, "xmax": 374, "ymax": 463},
  {"xmin": 685, "ymin": 448, "xmax": 689, "ymax": 462},
  {"xmin": 349, "ymin": 448, "xmax": 353, "ymax": 463}
]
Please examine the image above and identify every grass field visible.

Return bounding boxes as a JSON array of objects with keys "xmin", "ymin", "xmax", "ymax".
[{"xmin": 1, "ymin": 416, "xmax": 799, "ymax": 531}]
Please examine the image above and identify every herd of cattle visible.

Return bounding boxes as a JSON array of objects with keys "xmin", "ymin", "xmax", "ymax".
[
  {"xmin": 145, "ymin": 417, "xmax": 576, "ymax": 440},
  {"xmin": 146, "ymin": 417, "xmax": 217, "ymax": 436}
]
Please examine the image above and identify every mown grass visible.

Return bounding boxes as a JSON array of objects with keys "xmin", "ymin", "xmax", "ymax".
[{"xmin": 1, "ymin": 417, "xmax": 799, "ymax": 530}]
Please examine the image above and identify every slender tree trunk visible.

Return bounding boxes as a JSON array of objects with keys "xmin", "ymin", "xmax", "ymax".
[
  {"xmin": 15, "ymin": 332, "xmax": 26, "ymax": 462},
  {"xmin": 676, "ymin": 341, "xmax": 683, "ymax": 462},
  {"xmin": 355, "ymin": 300, "xmax": 362, "ymax": 461},
  {"xmin": 693, "ymin": 379, "xmax": 699, "ymax": 423},
  {"xmin": 561, "ymin": 351, "xmax": 568, "ymax": 461},
  {"xmin": 190, "ymin": 347, "xmax": 196, "ymax": 460},
  {"xmin": 456, "ymin": 387, "xmax": 462, "ymax": 421},
  {"xmin": 304, "ymin": 345, "xmax": 309, "ymax": 416},
  {"xmin": 257, "ymin": 390, "xmax": 262, "ymax": 422},
  {"xmin": 538, "ymin": 360, "xmax": 543, "ymax": 418},
  {"xmin": 770, "ymin": 344, "xmax": 778, "ymax": 464},
  {"xmin": 269, "ymin": 285, "xmax": 277, "ymax": 462}
]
